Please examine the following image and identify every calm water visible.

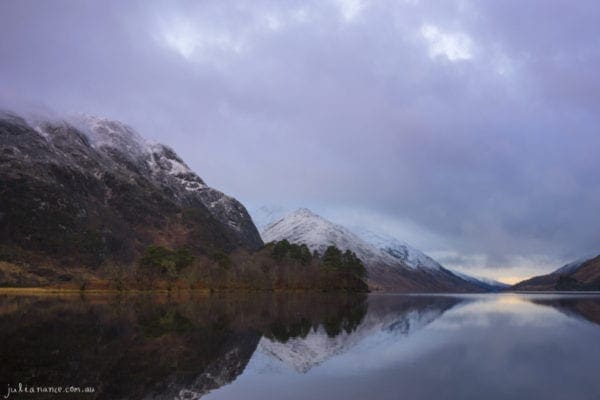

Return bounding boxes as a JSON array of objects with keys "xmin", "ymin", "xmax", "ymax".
[{"xmin": 1, "ymin": 292, "xmax": 600, "ymax": 400}]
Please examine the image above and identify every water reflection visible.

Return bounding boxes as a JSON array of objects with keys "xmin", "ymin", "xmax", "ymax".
[
  {"xmin": 0, "ymin": 292, "xmax": 369, "ymax": 399},
  {"xmin": 258, "ymin": 295, "xmax": 460, "ymax": 373},
  {"xmin": 525, "ymin": 293, "xmax": 600, "ymax": 326},
  {"xmin": 205, "ymin": 294, "xmax": 600, "ymax": 400},
  {"xmin": 1, "ymin": 293, "xmax": 600, "ymax": 400}
]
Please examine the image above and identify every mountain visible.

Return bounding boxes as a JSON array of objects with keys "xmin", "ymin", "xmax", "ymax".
[
  {"xmin": 0, "ymin": 111, "xmax": 262, "ymax": 282},
  {"xmin": 513, "ymin": 254, "xmax": 600, "ymax": 291},
  {"xmin": 354, "ymin": 229, "xmax": 509, "ymax": 291},
  {"xmin": 262, "ymin": 208, "xmax": 400, "ymax": 269},
  {"xmin": 352, "ymin": 228, "xmax": 443, "ymax": 271},
  {"xmin": 260, "ymin": 208, "xmax": 487, "ymax": 292},
  {"xmin": 553, "ymin": 257, "xmax": 591, "ymax": 276}
]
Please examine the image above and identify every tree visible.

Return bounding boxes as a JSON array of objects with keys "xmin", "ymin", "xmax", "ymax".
[
  {"xmin": 342, "ymin": 250, "xmax": 367, "ymax": 279},
  {"xmin": 212, "ymin": 251, "xmax": 232, "ymax": 269},
  {"xmin": 322, "ymin": 246, "xmax": 343, "ymax": 270},
  {"xmin": 287, "ymin": 242, "xmax": 312, "ymax": 265},
  {"xmin": 137, "ymin": 245, "xmax": 195, "ymax": 289},
  {"xmin": 105, "ymin": 262, "xmax": 129, "ymax": 291},
  {"xmin": 272, "ymin": 240, "xmax": 291, "ymax": 261},
  {"xmin": 322, "ymin": 246, "xmax": 366, "ymax": 279},
  {"xmin": 174, "ymin": 248, "xmax": 194, "ymax": 270},
  {"xmin": 298, "ymin": 244, "xmax": 312, "ymax": 265}
]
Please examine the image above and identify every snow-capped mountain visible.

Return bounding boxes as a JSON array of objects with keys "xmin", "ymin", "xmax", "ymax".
[
  {"xmin": 260, "ymin": 208, "xmax": 488, "ymax": 292},
  {"xmin": 355, "ymin": 228, "xmax": 509, "ymax": 291},
  {"xmin": 353, "ymin": 228, "xmax": 442, "ymax": 271},
  {"xmin": 262, "ymin": 208, "xmax": 400, "ymax": 268},
  {"xmin": 70, "ymin": 114, "xmax": 260, "ymax": 237},
  {"xmin": 0, "ymin": 111, "xmax": 262, "ymax": 276}
]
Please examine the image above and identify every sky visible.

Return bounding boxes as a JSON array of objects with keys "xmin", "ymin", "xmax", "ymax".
[{"xmin": 1, "ymin": 0, "xmax": 600, "ymax": 283}]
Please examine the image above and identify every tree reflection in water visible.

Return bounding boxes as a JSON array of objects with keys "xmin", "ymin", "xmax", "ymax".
[{"xmin": 0, "ymin": 292, "xmax": 367, "ymax": 399}]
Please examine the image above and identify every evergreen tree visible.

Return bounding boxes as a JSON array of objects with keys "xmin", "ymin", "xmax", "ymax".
[
  {"xmin": 341, "ymin": 250, "xmax": 367, "ymax": 278},
  {"xmin": 323, "ymin": 246, "xmax": 343, "ymax": 270},
  {"xmin": 272, "ymin": 239, "xmax": 291, "ymax": 261},
  {"xmin": 298, "ymin": 244, "xmax": 312, "ymax": 265}
]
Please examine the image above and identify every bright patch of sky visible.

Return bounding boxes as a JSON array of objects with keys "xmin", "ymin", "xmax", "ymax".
[
  {"xmin": 335, "ymin": 0, "xmax": 365, "ymax": 22},
  {"xmin": 421, "ymin": 23, "xmax": 473, "ymax": 61},
  {"xmin": 159, "ymin": 16, "xmax": 244, "ymax": 60}
]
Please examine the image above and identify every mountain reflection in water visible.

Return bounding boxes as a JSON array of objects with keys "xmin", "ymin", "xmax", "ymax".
[
  {"xmin": 0, "ymin": 292, "xmax": 371, "ymax": 399},
  {"xmin": 1, "ymin": 293, "xmax": 600, "ymax": 400}
]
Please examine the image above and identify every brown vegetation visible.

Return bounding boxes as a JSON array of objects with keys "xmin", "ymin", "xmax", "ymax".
[{"xmin": 0, "ymin": 241, "xmax": 369, "ymax": 292}]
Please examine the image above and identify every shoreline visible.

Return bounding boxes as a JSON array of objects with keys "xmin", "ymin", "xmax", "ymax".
[
  {"xmin": 0, "ymin": 287, "xmax": 371, "ymax": 295},
  {"xmin": 1, "ymin": 287, "xmax": 599, "ymax": 296}
]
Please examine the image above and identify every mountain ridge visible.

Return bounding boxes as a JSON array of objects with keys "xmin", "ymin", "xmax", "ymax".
[
  {"xmin": 0, "ymin": 111, "xmax": 262, "ymax": 283},
  {"xmin": 259, "ymin": 208, "xmax": 493, "ymax": 292},
  {"xmin": 513, "ymin": 254, "xmax": 600, "ymax": 291}
]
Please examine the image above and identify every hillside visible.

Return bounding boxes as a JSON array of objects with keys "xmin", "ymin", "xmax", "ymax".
[
  {"xmin": 0, "ymin": 112, "xmax": 262, "ymax": 286},
  {"xmin": 514, "ymin": 255, "xmax": 600, "ymax": 291}
]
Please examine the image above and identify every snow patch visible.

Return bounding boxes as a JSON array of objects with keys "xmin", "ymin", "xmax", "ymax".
[
  {"xmin": 261, "ymin": 208, "xmax": 402, "ymax": 269},
  {"xmin": 353, "ymin": 228, "xmax": 442, "ymax": 271},
  {"xmin": 553, "ymin": 255, "xmax": 599, "ymax": 275}
]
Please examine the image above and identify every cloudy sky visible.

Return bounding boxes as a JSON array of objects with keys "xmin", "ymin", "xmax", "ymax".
[{"xmin": 2, "ymin": 0, "xmax": 599, "ymax": 283}]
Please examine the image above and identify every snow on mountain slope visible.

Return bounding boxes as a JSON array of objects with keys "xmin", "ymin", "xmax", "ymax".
[
  {"xmin": 552, "ymin": 256, "xmax": 597, "ymax": 276},
  {"xmin": 72, "ymin": 114, "xmax": 151, "ymax": 157},
  {"xmin": 71, "ymin": 114, "xmax": 207, "ymax": 191},
  {"xmin": 257, "ymin": 207, "xmax": 495, "ymax": 292},
  {"xmin": 353, "ymin": 228, "xmax": 442, "ymax": 271},
  {"xmin": 262, "ymin": 208, "xmax": 401, "ymax": 268},
  {"xmin": 352, "ymin": 227, "xmax": 509, "ymax": 290},
  {"xmin": 25, "ymin": 113, "xmax": 262, "ymax": 249},
  {"xmin": 257, "ymin": 208, "xmax": 441, "ymax": 272}
]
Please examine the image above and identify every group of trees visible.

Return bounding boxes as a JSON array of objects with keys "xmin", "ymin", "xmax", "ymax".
[
  {"xmin": 322, "ymin": 246, "xmax": 367, "ymax": 279},
  {"xmin": 112, "ymin": 241, "xmax": 368, "ymax": 292},
  {"xmin": 136, "ymin": 245, "xmax": 194, "ymax": 288},
  {"xmin": 269, "ymin": 240, "xmax": 367, "ymax": 280},
  {"xmin": 271, "ymin": 239, "xmax": 313, "ymax": 265}
]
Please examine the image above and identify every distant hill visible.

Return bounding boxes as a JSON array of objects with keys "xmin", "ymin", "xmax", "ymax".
[{"xmin": 513, "ymin": 255, "xmax": 600, "ymax": 291}]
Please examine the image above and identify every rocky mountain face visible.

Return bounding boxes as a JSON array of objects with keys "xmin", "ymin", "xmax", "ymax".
[
  {"xmin": 0, "ymin": 112, "xmax": 262, "ymax": 274},
  {"xmin": 259, "ymin": 208, "xmax": 488, "ymax": 292},
  {"xmin": 514, "ymin": 254, "xmax": 600, "ymax": 291}
]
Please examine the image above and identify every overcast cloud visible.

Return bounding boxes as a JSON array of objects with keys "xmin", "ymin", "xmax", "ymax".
[{"xmin": 1, "ymin": 0, "xmax": 599, "ymax": 282}]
